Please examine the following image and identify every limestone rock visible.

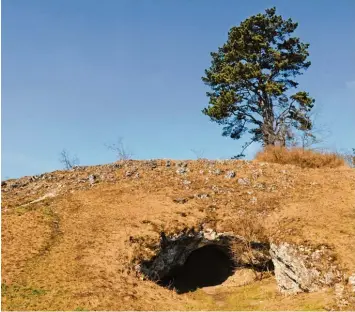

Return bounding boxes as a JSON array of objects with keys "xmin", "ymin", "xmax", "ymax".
[
  {"xmin": 146, "ymin": 160, "xmax": 157, "ymax": 169},
  {"xmin": 225, "ymin": 171, "xmax": 236, "ymax": 179},
  {"xmin": 237, "ymin": 178, "xmax": 250, "ymax": 185},
  {"xmin": 194, "ymin": 193, "xmax": 209, "ymax": 199},
  {"xmin": 173, "ymin": 197, "xmax": 188, "ymax": 204},
  {"xmin": 348, "ymin": 273, "xmax": 355, "ymax": 292},
  {"xmin": 211, "ymin": 169, "xmax": 222, "ymax": 175},
  {"xmin": 270, "ymin": 243, "xmax": 342, "ymax": 294},
  {"xmin": 176, "ymin": 167, "xmax": 188, "ymax": 175},
  {"xmin": 88, "ymin": 174, "xmax": 96, "ymax": 185}
]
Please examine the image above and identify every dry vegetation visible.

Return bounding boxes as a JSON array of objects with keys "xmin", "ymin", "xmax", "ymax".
[
  {"xmin": 255, "ymin": 146, "xmax": 346, "ymax": 168},
  {"xmin": 1, "ymin": 156, "xmax": 355, "ymax": 310}
]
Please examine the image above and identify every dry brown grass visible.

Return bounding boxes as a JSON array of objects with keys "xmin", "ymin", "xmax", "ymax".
[{"xmin": 255, "ymin": 145, "xmax": 346, "ymax": 168}]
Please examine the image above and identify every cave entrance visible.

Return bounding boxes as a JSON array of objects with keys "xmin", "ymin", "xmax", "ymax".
[{"xmin": 158, "ymin": 244, "xmax": 235, "ymax": 294}]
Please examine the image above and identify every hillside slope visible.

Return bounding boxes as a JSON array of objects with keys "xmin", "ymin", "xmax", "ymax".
[{"xmin": 1, "ymin": 159, "xmax": 355, "ymax": 310}]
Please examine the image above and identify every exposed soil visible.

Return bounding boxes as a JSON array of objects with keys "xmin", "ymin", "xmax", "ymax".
[{"xmin": 1, "ymin": 159, "xmax": 355, "ymax": 310}]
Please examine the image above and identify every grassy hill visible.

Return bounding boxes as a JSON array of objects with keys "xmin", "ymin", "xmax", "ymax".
[{"xmin": 2, "ymin": 156, "xmax": 355, "ymax": 310}]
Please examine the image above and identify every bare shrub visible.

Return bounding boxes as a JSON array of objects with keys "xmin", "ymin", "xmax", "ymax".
[
  {"xmin": 190, "ymin": 148, "xmax": 205, "ymax": 159},
  {"xmin": 339, "ymin": 148, "xmax": 355, "ymax": 168},
  {"xmin": 106, "ymin": 137, "xmax": 134, "ymax": 161},
  {"xmin": 255, "ymin": 146, "xmax": 345, "ymax": 168},
  {"xmin": 228, "ymin": 216, "xmax": 271, "ymax": 280},
  {"xmin": 289, "ymin": 111, "xmax": 332, "ymax": 150},
  {"xmin": 59, "ymin": 149, "xmax": 80, "ymax": 170}
]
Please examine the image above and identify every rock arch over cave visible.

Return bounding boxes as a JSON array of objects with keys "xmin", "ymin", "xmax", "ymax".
[{"xmin": 137, "ymin": 229, "xmax": 272, "ymax": 294}]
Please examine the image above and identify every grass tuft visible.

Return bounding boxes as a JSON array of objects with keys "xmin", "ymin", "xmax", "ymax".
[{"xmin": 255, "ymin": 146, "xmax": 345, "ymax": 168}]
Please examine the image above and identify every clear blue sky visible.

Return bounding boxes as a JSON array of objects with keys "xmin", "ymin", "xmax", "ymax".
[{"xmin": 2, "ymin": 0, "xmax": 355, "ymax": 179}]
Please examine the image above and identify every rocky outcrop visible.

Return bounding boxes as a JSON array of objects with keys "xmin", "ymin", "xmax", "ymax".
[
  {"xmin": 138, "ymin": 229, "xmax": 234, "ymax": 281},
  {"xmin": 134, "ymin": 228, "xmax": 345, "ymax": 296},
  {"xmin": 270, "ymin": 243, "xmax": 343, "ymax": 294},
  {"xmin": 137, "ymin": 229, "xmax": 270, "ymax": 282}
]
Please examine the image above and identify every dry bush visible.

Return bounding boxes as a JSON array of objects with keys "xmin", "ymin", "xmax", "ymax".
[
  {"xmin": 227, "ymin": 215, "xmax": 272, "ymax": 280},
  {"xmin": 255, "ymin": 146, "xmax": 345, "ymax": 168},
  {"xmin": 339, "ymin": 148, "xmax": 355, "ymax": 168},
  {"xmin": 106, "ymin": 137, "xmax": 134, "ymax": 161},
  {"xmin": 59, "ymin": 149, "xmax": 80, "ymax": 170}
]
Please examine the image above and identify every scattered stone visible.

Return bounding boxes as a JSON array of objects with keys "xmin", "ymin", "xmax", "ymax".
[
  {"xmin": 125, "ymin": 169, "xmax": 138, "ymax": 177},
  {"xmin": 250, "ymin": 197, "xmax": 257, "ymax": 204},
  {"xmin": 173, "ymin": 197, "xmax": 188, "ymax": 204},
  {"xmin": 335, "ymin": 283, "xmax": 345, "ymax": 298},
  {"xmin": 238, "ymin": 178, "xmax": 250, "ymax": 185},
  {"xmin": 205, "ymin": 205, "xmax": 216, "ymax": 212},
  {"xmin": 195, "ymin": 193, "xmax": 209, "ymax": 199},
  {"xmin": 146, "ymin": 160, "xmax": 157, "ymax": 169},
  {"xmin": 211, "ymin": 185, "xmax": 219, "ymax": 193},
  {"xmin": 254, "ymin": 182, "xmax": 265, "ymax": 190},
  {"xmin": 199, "ymin": 170, "xmax": 204, "ymax": 174},
  {"xmin": 348, "ymin": 273, "xmax": 355, "ymax": 292},
  {"xmin": 176, "ymin": 161, "xmax": 188, "ymax": 168},
  {"xmin": 182, "ymin": 180, "xmax": 191, "ymax": 185},
  {"xmin": 134, "ymin": 172, "xmax": 140, "ymax": 179},
  {"xmin": 211, "ymin": 169, "xmax": 222, "ymax": 175},
  {"xmin": 29, "ymin": 176, "xmax": 39, "ymax": 182},
  {"xmin": 251, "ymin": 169, "xmax": 263, "ymax": 179},
  {"xmin": 335, "ymin": 283, "xmax": 349, "ymax": 308},
  {"xmin": 88, "ymin": 174, "xmax": 96, "ymax": 185},
  {"xmin": 43, "ymin": 174, "xmax": 54, "ymax": 181},
  {"xmin": 225, "ymin": 171, "xmax": 236, "ymax": 179},
  {"xmin": 176, "ymin": 167, "xmax": 188, "ymax": 175},
  {"xmin": 10, "ymin": 182, "xmax": 20, "ymax": 189}
]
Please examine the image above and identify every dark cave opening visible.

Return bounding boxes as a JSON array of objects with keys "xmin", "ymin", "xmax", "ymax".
[{"xmin": 158, "ymin": 244, "xmax": 235, "ymax": 294}]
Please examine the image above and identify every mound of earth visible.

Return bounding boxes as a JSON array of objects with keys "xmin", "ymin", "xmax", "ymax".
[{"xmin": 1, "ymin": 159, "xmax": 355, "ymax": 310}]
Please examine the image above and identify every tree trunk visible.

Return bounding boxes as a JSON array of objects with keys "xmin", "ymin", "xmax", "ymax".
[
  {"xmin": 260, "ymin": 94, "xmax": 277, "ymax": 146},
  {"xmin": 262, "ymin": 108, "xmax": 276, "ymax": 146}
]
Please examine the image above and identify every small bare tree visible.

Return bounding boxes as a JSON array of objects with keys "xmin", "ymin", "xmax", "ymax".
[
  {"xmin": 59, "ymin": 149, "xmax": 80, "ymax": 170},
  {"xmin": 190, "ymin": 148, "xmax": 205, "ymax": 159},
  {"xmin": 106, "ymin": 137, "xmax": 133, "ymax": 161},
  {"xmin": 282, "ymin": 110, "xmax": 331, "ymax": 150},
  {"xmin": 340, "ymin": 148, "xmax": 355, "ymax": 168}
]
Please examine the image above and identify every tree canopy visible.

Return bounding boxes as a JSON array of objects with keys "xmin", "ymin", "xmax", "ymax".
[{"xmin": 202, "ymin": 7, "xmax": 315, "ymax": 157}]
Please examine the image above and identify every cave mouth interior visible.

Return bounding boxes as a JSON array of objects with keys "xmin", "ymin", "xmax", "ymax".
[{"xmin": 158, "ymin": 244, "xmax": 235, "ymax": 294}]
